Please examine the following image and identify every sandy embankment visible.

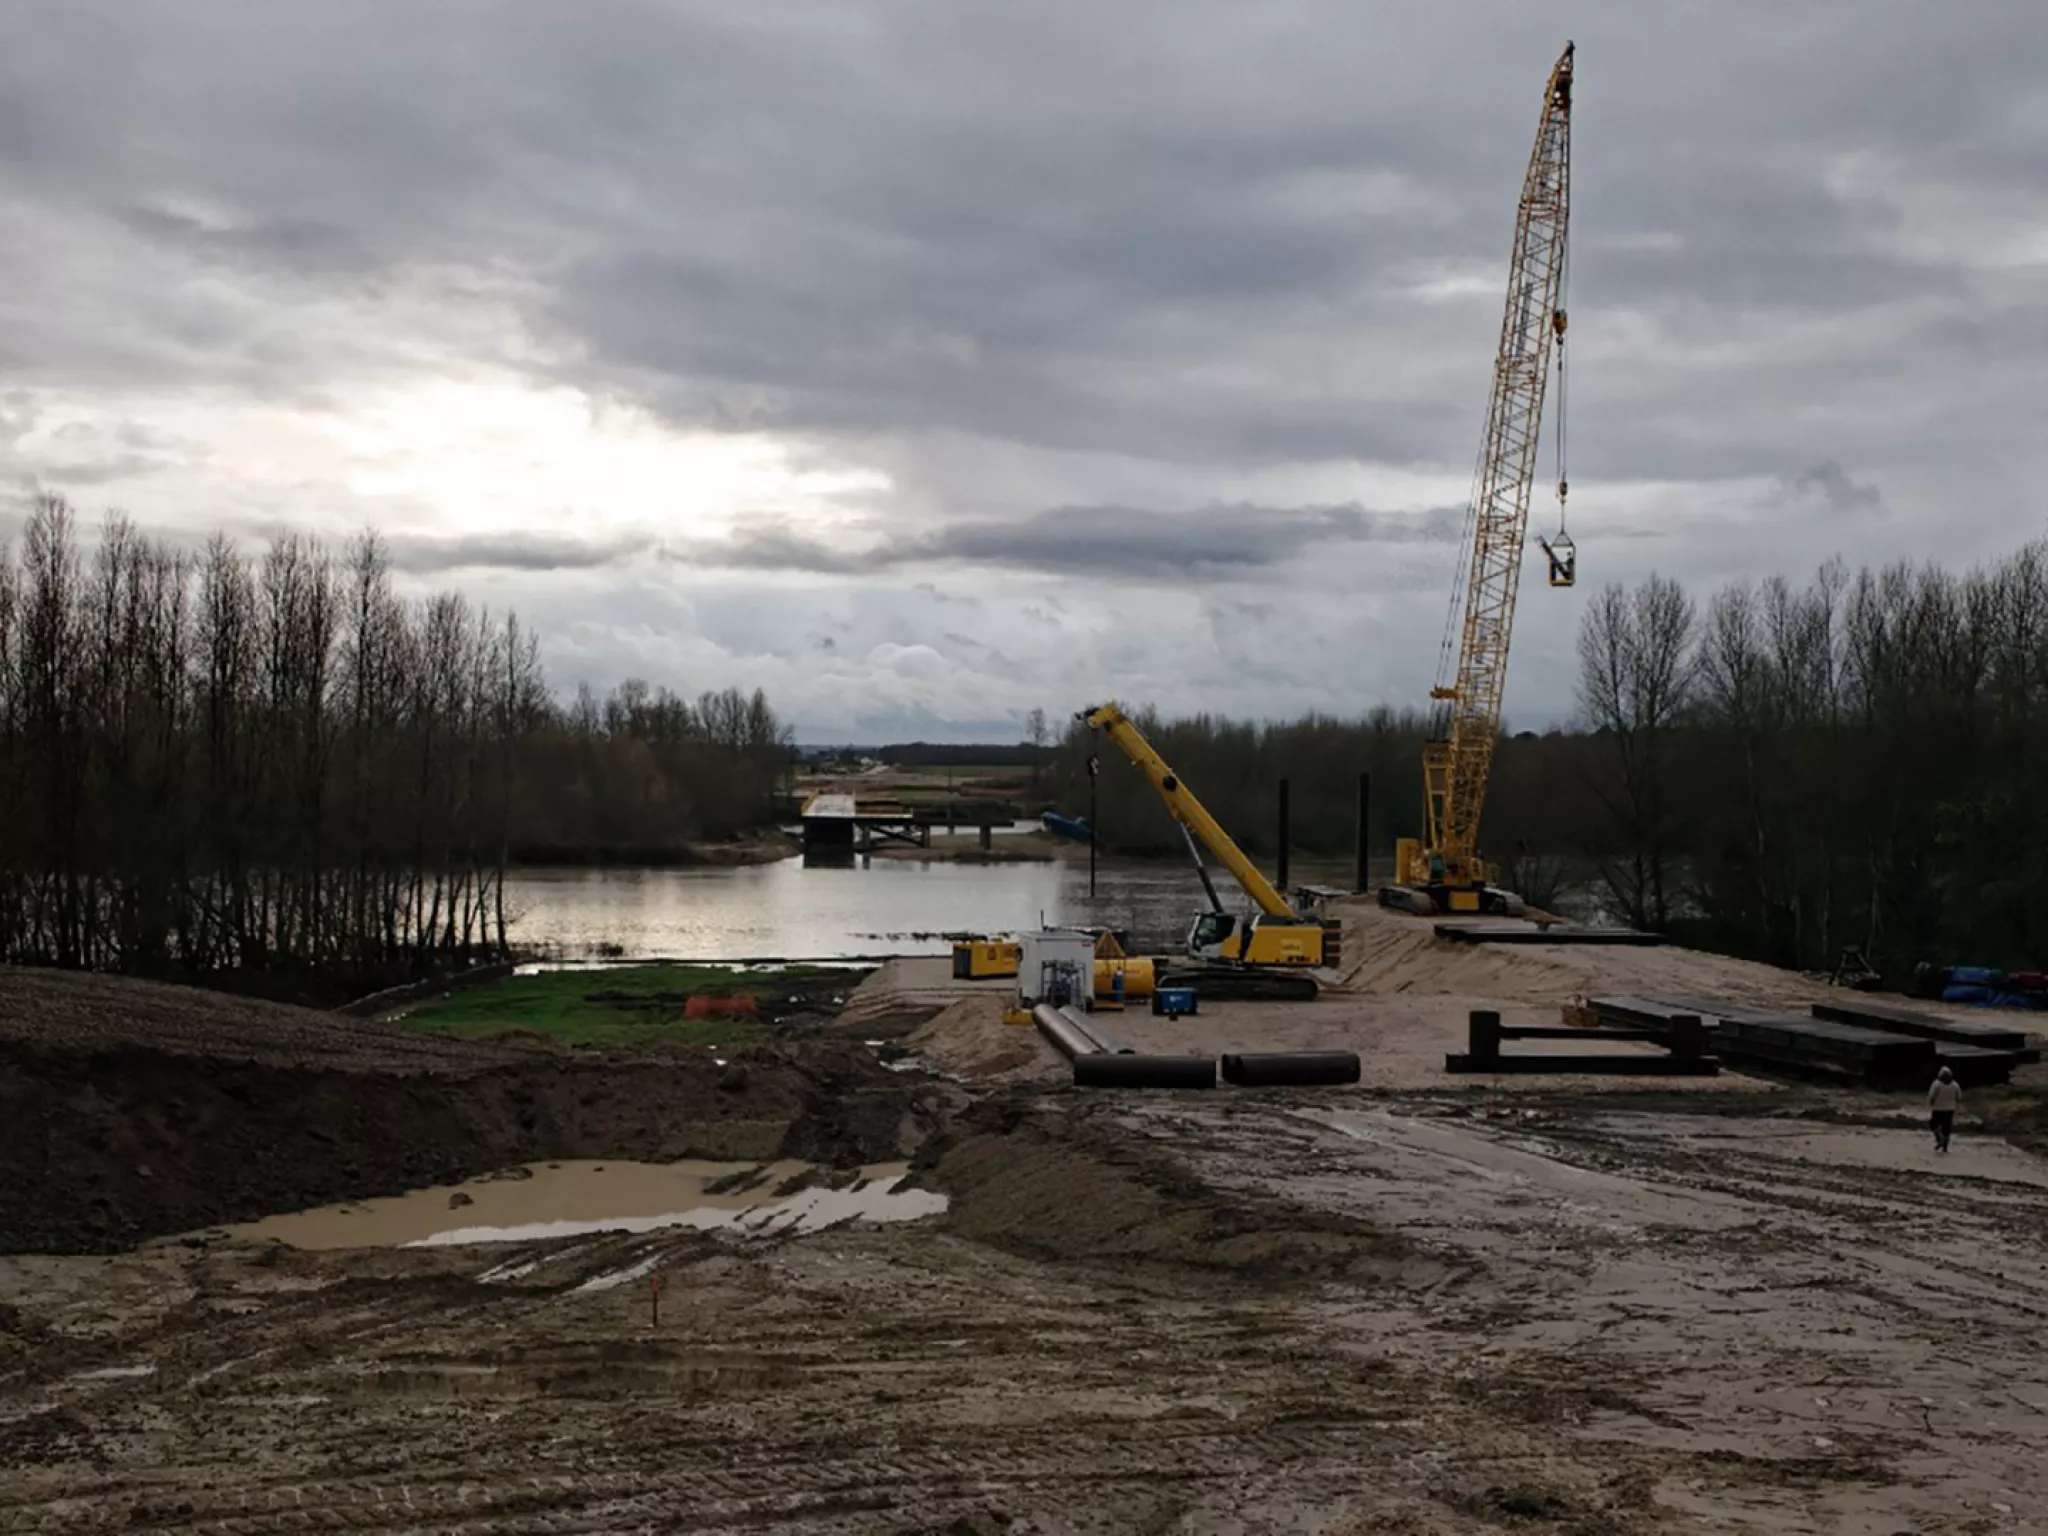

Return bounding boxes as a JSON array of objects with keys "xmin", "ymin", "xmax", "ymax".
[{"xmin": 842, "ymin": 895, "xmax": 2037, "ymax": 1095}]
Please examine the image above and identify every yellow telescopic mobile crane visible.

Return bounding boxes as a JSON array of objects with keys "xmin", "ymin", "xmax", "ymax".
[
  {"xmin": 1388, "ymin": 42, "xmax": 1577, "ymax": 918},
  {"xmin": 1082, "ymin": 702, "xmax": 1334, "ymax": 1000}
]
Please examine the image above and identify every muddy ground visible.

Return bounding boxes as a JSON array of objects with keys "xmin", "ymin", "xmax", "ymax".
[
  {"xmin": 0, "ymin": 969, "xmax": 935, "ymax": 1255},
  {"xmin": 5, "ymin": 907, "xmax": 2048, "ymax": 1532}
]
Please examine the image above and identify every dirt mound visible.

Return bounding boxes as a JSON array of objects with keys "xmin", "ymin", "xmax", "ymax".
[
  {"xmin": 904, "ymin": 996, "xmax": 1052, "ymax": 1081},
  {"xmin": 1334, "ymin": 899, "xmax": 1835, "ymax": 1009},
  {"xmin": 1, "ymin": 972, "xmax": 937, "ymax": 1255},
  {"xmin": 918, "ymin": 1093, "xmax": 1411, "ymax": 1285},
  {"xmin": 0, "ymin": 966, "xmax": 535, "ymax": 1073}
]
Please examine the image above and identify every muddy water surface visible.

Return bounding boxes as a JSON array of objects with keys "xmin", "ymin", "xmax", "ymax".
[
  {"xmin": 501, "ymin": 852, "xmax": 1360, "ymax": 959},
  {"xmin": 209, "ymin": 1159, "xmax": 947, "ymax": 1251}
]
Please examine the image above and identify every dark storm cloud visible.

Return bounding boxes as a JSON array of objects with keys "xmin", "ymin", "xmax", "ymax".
[
  {"xmin": 2, "ymin": 1, "xmax": 2040, "ymax": 486},
  {"xmin": 0, "ymin": 1, "xmax": 2043, "ymax": 737},
  {"xmin": 681, "ymin": 502, "xmax": 1463, "ymax": 582},
  {"xmin": 900, "ymin": 502, "xmax": 1461, "ymax": 576}
]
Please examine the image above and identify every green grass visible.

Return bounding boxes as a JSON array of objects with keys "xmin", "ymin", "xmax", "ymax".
[{"xmin": 398, "ymin": 964, "xmax": 854, "ymax": 1048}]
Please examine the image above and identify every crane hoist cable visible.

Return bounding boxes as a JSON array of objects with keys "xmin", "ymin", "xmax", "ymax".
[{"xmin": 1540, "ymin": 222, "xmax": 1575, "ymax": 586}]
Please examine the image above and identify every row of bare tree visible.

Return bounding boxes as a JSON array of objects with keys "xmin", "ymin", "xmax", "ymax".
[
  {"xmin": 1052, "ymin": 537, "xmax": 2048, "ymax": 981},
  {"xmin": 0, "ymin": 497, "xmax": 792, "ymax": 998},
  {"xmin": 1573, "ymin": 541, "xmax": 2048, "ymax": 975}
]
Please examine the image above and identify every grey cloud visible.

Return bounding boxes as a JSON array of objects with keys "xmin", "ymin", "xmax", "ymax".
[
  {"xmin": 118, "ymin": 206, "xmax": 380, "ymax": 280},
  {"xmin": 901, "ymin": 502, "xmax": 1461, "ymax": 577},
  {"xmin": 1788, "ymin": 460, "xmax": 1885, "ymax": 515},
  {"xmin": 383, "ymin": 530, "xmax": 654, "ymax": 575},
  {"xmin": 0, "ymin": 2, "xmax": 2042, "ymax": 737},
  {"xmin": 684, "ymin": 502, "xmax": 1462, "ymax": 582}
]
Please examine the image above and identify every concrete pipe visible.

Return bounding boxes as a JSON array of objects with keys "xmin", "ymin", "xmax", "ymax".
[
  {"xmin": 1032, "ymin": 1004, "xmax": 1104, "ymax": 1061},
  {"xmin": 1219, "ymin": 1051, "xmax": 1362, "ymax": 1087},
  {"xmin": 1072, "ymin": 1053, "xmax": 1217, "ymax": 1090},
  {"xmin": 1057, "ymin": 1005, "xmax": 1131, "ymax": 1055}
]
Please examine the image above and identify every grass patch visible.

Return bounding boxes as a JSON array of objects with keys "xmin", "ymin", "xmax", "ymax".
[{"xmin": 399, "ymin": 964, "xmax": 857, "ymax": 1048}]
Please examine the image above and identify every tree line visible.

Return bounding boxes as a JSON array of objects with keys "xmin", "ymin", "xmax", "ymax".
[
  {"xmin": 0, "ymin": 497, "xmax": 792, "ymax": 1000},
  {"xmin": 1572, "ymin": 541, "xmax": 2048, "ymax": 977},
  {"xmin": 1051, "ymin": 536, "xmax": 2048, "ymax": 982}
]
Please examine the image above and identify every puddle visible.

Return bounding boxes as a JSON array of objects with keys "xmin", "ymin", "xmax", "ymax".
[{"xmin": 203, "ymin": 1159, "xmax": 948, "ymax": 1251}]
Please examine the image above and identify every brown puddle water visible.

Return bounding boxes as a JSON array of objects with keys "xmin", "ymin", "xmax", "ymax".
[{"xmin": 204, "ymin": 1159, "xmax": 948, "ymax": 1251}]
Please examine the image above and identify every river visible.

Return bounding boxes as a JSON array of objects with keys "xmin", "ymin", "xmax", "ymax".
[{"xmin": 500, "ymin": 845, "xmax": 1359, "ymax": 961}]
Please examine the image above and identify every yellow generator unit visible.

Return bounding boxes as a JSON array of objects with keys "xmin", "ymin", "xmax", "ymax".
[{"xmin": 951, "ymin": 937, "xmax": 1021, "ymax": 979}]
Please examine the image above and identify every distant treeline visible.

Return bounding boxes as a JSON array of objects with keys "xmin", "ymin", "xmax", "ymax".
[
  {"xmin": 0, "ymin": 497, "xmax": 791, "ymax": 1000},
  {"xmin": 1048, "ymin": 706, "xmax": 1492, "ymax": 867},
  {"xmin": 1571, "ymin": 543, "xmax": 2048, "ymax": 977},
  {"xmin": 1055, "ymin": 537, "xmax": 2048, "ymax": 981}
]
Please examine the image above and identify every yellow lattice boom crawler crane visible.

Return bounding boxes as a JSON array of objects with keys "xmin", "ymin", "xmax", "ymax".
[{"xmin": 1388, "ymin": 42, "xmax": 1577, "ymax": 918}]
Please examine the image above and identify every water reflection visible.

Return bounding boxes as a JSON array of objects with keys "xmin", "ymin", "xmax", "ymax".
[
  {"xmin": 502, "ymin": 852, "xmax": 1356, "ymax": 961},
  {"xmin": 205, "ymin": 1159, "xmax": 947, "ymax": 1251}
]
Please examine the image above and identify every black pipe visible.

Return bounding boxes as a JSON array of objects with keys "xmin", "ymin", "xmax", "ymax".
[
  {"xmin": 1032, "ymin": 1004, "xmax": 1104, "ymax": 1061},
  {"xmin": 1356, "ymin": 772, "xmax": 1371, "ymax": 893},
  {"xmin": 1220, "ymin": 1051, "xmax": 1362, "ymax": 1087},
  {"xmin": 1058, "ymin": 1005, "xmax": 1131, "ymax": 1055},
  {"xmin": 1073, "ymin": 1053, "xmax": 1217, "ymax": 1090}
]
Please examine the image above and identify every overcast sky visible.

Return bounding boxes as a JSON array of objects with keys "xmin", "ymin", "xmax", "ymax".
[{"xmin": 1, "ymin": 2, "xmax": 2043, "ymax": 742}]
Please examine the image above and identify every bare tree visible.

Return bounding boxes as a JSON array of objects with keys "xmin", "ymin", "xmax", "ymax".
[{"xmin": 1575, "ymin": 574, "xmax": 1696, "ymax": 930}]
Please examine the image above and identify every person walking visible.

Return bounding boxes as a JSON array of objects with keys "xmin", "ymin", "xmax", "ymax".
[{"xmin": 1928, "ymin": 1066, "xmax": 1962, "ymax": 1153}]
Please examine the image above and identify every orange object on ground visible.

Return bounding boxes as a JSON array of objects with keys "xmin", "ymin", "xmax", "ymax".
[{"xmin": 684, "ymin": 994, "xmax": 758, "ymax": 1019}]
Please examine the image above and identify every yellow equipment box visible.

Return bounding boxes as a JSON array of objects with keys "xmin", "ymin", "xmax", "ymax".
[{"xmin": 952, "ymin": 937, "xmax": 1021, "ymax": 979}]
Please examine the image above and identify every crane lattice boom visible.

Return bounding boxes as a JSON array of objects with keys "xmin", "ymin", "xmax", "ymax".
[{"xmin": 1422, "ymin": 42, "xmax": 1573, "ymax": 889}]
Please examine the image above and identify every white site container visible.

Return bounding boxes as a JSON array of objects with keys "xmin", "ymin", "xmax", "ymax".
[{"xmin": 1017, "ymin": 928, "xmax": 1098, "ymax": 1009}]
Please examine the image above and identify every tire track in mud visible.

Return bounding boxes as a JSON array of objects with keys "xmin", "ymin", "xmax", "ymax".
[{"xmin": 7, "ymin": 1425, "xmax": 1406, "ymax": 1532}]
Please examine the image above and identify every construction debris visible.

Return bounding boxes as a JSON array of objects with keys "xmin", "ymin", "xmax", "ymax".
[
  {"xmin": 1588, "ymin": 994, "xmax": 2043, "ymax": 1089},
  {"xmin": 1447, "ymin": 1008, "xmax": 1720, "ymax": 1076}
]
